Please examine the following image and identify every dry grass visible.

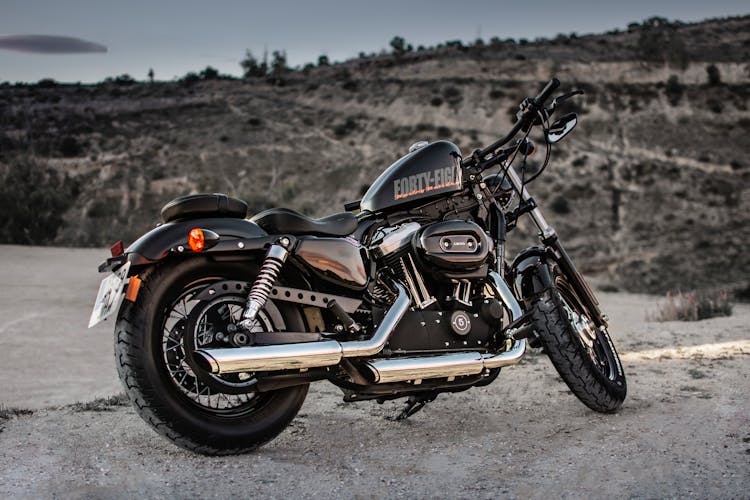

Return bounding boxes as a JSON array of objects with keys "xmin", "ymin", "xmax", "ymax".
[
  {"xmin": 650, "ymin": 290, "xmax": 733, "ymax": 322},
  {"xmin": 68, "ymin": 393, "xmax": 130, "ymax": 412},
  {"xmin": 0, "ymin": 406, "xmax": 34, "ymax": 421}
]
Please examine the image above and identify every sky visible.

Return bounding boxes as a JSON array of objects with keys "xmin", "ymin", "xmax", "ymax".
[{"xmin": 1, "ymin": 0, "xmax": 748, "ymax": 83}]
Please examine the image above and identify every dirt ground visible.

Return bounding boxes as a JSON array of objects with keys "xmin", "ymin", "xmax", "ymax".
[{"xmin": 1, "ymin": 244, "xmax": 748, "ymax": 499}]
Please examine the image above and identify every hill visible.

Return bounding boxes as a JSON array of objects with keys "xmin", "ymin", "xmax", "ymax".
[{"xmin": 1, "ymin": 15, "xmax": 749, "ymax": 293}]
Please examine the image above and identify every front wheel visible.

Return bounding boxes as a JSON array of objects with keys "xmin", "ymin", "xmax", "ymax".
[
  {"xmin": 529, "ymin": 278, "xmax": 626, "ymax": 413},
  {"xmin": 115, "ymin": 258, "xmax": 308, "ymax": 455}
]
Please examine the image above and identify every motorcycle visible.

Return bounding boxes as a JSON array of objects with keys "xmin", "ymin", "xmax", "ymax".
[{"xmin": 89, "ymin": 78, "xmax": 626, "ymax": 455}]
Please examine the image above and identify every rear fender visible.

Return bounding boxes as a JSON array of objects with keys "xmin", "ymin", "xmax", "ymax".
[{"xmin": 101, "ymin": 218, "xmax": 275, "ymax": 272}]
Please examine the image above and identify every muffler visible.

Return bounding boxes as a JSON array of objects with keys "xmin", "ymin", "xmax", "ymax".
[
  {"xmin": 193, "ymin": 280, "xmax": 411, "ymax": 374},
  {"xmin": 362, "ymin": 338, "xmax": 526, "ymax": 384}
]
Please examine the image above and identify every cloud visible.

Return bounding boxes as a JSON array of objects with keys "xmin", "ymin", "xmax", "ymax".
[{"xmin": 0, "ymin": 35, "xmax": 107, "ymax": 54}]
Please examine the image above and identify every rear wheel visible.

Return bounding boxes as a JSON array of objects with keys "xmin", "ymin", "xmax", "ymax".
[
  {"xmin": 530, "ymin": 273, "xmax": 626, "ymax": 413},
  {"xmin": 115, "ymin": 258, "xmax": 308, "ymax": 455}
]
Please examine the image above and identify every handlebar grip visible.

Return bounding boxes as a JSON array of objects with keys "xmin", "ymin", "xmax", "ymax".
[{"xmin": 533, "ymin": 78, "xmax": 560, "ymax": 106}]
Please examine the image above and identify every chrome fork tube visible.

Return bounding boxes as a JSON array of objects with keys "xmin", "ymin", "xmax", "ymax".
[{"xmin": 505, "ymin": 164, "xmax": 557, "ymax": 240}]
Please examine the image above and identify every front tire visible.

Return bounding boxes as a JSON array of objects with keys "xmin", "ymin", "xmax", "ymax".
[
  {"xmin": 529, "ymin": 280, "xmax": 626, "ymax": 413},
  {"xmin": 115, "ymin": 258, "xmax": 308, "ymax": 455}
]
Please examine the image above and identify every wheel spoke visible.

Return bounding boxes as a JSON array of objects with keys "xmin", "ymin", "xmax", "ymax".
[{"xmin": 159, "ymin": 282, "xmax": 267, "ymax": 415}]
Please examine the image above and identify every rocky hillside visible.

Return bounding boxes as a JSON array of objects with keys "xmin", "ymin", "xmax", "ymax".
[{"xmin": 1, "ymin": 15, "xmax": 749, "ymax": 294}]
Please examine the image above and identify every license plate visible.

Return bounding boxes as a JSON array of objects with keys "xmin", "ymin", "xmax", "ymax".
[{"xmin": 88, "ymin": 262, "xmax": 131, "ymax": 328}]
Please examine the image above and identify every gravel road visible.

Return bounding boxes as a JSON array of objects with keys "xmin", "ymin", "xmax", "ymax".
[{"xmin": 1, "ymin": 245, "xmax": 748, "ymax": 498}]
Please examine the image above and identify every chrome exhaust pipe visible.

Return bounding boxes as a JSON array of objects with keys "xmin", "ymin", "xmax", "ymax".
[
  {"xmin": 355, "ymin": 272, "xmax": 528, "ymax": 384},
  {"xmin": 194, "ymin": 271, "xmax": 527, "ymax": 382},
  {"xmin": 193, "ymin": 281, "xmax": 410, "ymax": 374},
  {"xmin": 363, "ymin": 339, "xmax": 526, "ymax": 383}
]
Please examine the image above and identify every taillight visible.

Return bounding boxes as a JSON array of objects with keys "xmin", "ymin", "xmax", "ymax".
[
  {"xmin": 110, "ymin": 241, "xmax": 124, "ymax": 257},
  {"xmin": 188, "ymin": 228, "xmax": 205, "ymax": 252}
]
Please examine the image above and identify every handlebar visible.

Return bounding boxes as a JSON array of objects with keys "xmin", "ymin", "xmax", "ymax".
[
  {"xmin": 461, "ymin": 78, "xmax": 560, "ymax": 169},
  {"xmin": 533, "ymin": 77, "xmax": 560, "ymax": 106}
]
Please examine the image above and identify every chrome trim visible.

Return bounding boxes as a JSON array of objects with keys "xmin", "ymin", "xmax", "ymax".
[
  {"xmin": 240, "ymin": 243, "xmax": 289, "ymax": 330},
  {"xmin": 402, "ymin": 253, "xmax": 436, "ymax": 309},
  {"xmin": 340, "ymin": 281, "xmax": 410, "ymax": 357},
  {"xmin": 505, "ymin": 165, "xmax": 556, "ymax": 240},
  {"xmin": 371, "ymin": 222, "xmax": 420, "ymax": 258},
  {"xmin": 454, "ymin": 280, "xmax": 472, "ymax": 307},
  {"xmin": 195, "ymin": 340, "xmax": 343, "ymax": 374},
  {"xmin": 364, "ymin": 340, "xmax": 526, "ymax": 384},
  {"xmin": 194, "ymin": 280, "xmax": 409, "ymax": 374},
  {"xmin": 487, "ymin": 271, "xmax": 523, "ymax": 321},
  {"xmin": 365, "ymin": 352, "xmax": 484, "ymax": 383},
  {"xmin": 481, "ymin": 337, "xmax": 526, "ymax": 369}
]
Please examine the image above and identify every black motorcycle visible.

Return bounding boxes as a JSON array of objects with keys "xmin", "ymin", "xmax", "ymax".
[{"xmin": 89, "ymin": 78, "xmax": 626, "ymax": 455}]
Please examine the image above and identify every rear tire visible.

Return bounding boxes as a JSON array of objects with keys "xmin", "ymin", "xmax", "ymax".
[
  {"xmin": 115, "ymin": 258, "xmax": 308, "ymax": 455},
  {"xmin": 530, "ymin": 281, "xmax": 626, "ymax": 413}
]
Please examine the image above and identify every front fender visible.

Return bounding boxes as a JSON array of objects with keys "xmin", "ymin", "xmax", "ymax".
[
  {"xmin": 125, "ymin": 217, "xmax": 269, "ymax": 265},
  {"xmin": 509, "ymin": 246, "xmax": 554, "ymax": 303}
]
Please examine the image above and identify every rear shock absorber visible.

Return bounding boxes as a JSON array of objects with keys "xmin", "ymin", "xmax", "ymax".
[{"xmin": 239, "ymin": 239, "xmax": 291, "ymax": 331}]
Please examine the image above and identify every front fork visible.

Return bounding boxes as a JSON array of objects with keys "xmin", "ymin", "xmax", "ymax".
[{"xmin": 492, "ymin": 163, "xmax": 606, "ymax": 328}]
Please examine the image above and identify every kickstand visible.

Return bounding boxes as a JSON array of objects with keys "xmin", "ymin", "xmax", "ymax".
[{"xmin": 389, "ymin": 394, "xmax": 437, "ymax": 421}]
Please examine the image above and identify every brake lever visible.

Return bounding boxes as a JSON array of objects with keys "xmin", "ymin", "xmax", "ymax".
[{"xmin": 549, "ymin": 90, "xmax": 584, "ymax": 112}]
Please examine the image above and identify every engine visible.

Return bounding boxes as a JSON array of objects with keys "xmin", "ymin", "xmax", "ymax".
[{"xmin": 369, "ymin": 221, "xmax": 502, "ymax": 353}]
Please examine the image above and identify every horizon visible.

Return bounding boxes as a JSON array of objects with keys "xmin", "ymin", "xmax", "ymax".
[{"xmin": 1, "ymin": 1, "xmax": 748, "ymax": 84}]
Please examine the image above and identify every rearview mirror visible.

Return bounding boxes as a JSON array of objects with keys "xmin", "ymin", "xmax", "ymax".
[{"xmin": 546, "ymin": 113, "xmax": 577, "ymax": 143}]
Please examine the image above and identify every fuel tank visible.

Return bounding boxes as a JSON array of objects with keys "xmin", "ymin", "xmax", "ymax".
[{"xmin": 360, "ymin": 141, "xmax": 463, "ymax": 213}]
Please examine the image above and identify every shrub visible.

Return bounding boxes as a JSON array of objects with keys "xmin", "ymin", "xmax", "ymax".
[
  {"xmin": 443, "ymin": 86, "xmax": 462, "ymax": 105},
  {"xmin": 550, "ymin": 195, "xmax": 570, "ymax": 214},
  {"xmin": 430, "ymin": 96, "xmax": 443, "ymax": 107},
  {"xmin": 651, "ymin": 290, "xmax": 733, "ymax": 321},
  {"xmin": 0, "ymin": 159, "xmax": 79, "ymax": 244},
  {"xmin": 333, "ymin": 117, "xmax": 357, "ymax": 138},
  {"xmin": 199, "ymin": 66, "xmax": 220, "ymax": 80},
  {"xmin": 489, "ymin": 89, "xmax": 504, "ymax": 99},
  {"xmin": 707, "ymin": 99, "xmax": 723, "ymax": 113},
  {"xmin": 706, "ymin": 64, "xmax": 721, "ymax": 85},
  {"xmin": 58, "ymin": 136, "xmax": 83, "ymax": 157},
  {"xmin": 36, "ymin": 78, "xmax": 57, "ymax": 88},
  {"xmin": 112, "ymin": 74, "xmax": 136, "ymax": 86},
  {"xmin": 572, "ymin": 155, "xmax": 588, "ymax": 167},
  {"xmin": 665, "ymin": 75, "xmax": 684, "ymax": 105},
  {"xmin": 436, "ymin": 126, "xmax": 451, "ymax": 137}
]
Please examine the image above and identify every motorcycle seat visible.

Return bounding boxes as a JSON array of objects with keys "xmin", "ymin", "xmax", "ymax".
[
  {"xmin": 251, "ymin": 208, "xmax": 358, "ymax": 237},
  {"xmin": 161, "ymin": 194, "xmax": 248, "ymax": 223}
]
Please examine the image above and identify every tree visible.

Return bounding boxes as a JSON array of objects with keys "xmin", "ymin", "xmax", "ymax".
[
  {"xmin": 636, "ymin": 16, "xmax": 688, "ymax": 69},
  {"xmin": 317, "ymin": 54, "xmax": 330, "ymax": 66},
  {"xmin": 706, "ymin": 64, "xmax": 721, "ymax": 85},
  {"xmin": 199, "ymin": 66, "xmax": 219, "ymax": 80},
  {"xmin": 390, "ymin": 36, "xmax": 412, "ymax": 57},
  {"xmin": 240, "ymin": 49, "xmax": 267, "ymax": 78},
  {"xmin": 0, "ymin": 159, "xmax": 79, "ymax": 244},
  {"xmin": 270, "ymin": 50, "xmax": 288, "ymax": 77},
  {"xmin": 147, "ymin": 68, "xmax": 154, "ymax": 83}
]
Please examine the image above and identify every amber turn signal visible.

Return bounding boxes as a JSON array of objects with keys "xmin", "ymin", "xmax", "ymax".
[{"xmin": 188, "ymin": 228, "xmax": 205, "ymax": 252}]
